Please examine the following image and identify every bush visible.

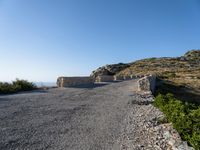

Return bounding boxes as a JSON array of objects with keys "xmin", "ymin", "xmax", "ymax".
[
  {"xmin": 0, "ymin": 79, "xmax": 36, "ymax": 94},
  {"xmin": 154, "ymin": 93, "xmax": 200, "ymax": 150},
  {"xmin": 0, "ymin": 82, "xmax": 15, "ymax": 94},
  {"xmin": 12, "ymin": 79, "xmax": 36, "ymax": 92}
]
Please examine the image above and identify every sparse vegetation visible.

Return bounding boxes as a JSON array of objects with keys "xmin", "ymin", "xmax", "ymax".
[
  {"xmin": 0, "ymin": 79, "xmax": 36, "ymax": 94},
  {"xmin": 154, "ymin": 93, "xmax": 200, "ymax": 150},
  {"xmin": 117, "ymin": 50, "xmax": 200, "ymax": 103},
  {"xmin": 112, "ymin": 50, "xmax": 200, "ymax": 149}
]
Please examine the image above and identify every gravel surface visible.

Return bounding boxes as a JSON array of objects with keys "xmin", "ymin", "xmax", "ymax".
[
  {"xmin": 0, "ymin": 80, "xmax": 187, "ymax": 150},
  {"xmin": 0, "ymin": 80, "xmax": 138, "ymax": 150}
]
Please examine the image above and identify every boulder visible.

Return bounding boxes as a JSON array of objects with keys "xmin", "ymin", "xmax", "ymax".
[{"xmin": 91, "ymin": 63, "xmax": 130, "ymax": 78}]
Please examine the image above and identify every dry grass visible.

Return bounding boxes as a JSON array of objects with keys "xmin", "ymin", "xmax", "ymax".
[{"xmin": 117, "ymin": 50, "xmax": 200, "ymax": 104}]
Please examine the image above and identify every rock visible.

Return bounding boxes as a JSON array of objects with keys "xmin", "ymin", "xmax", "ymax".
[
  {"xmin": 184, "ymin": 50, "xmax": 200, "ymax": 60},
  {"xmin": 164, "ymin": 131, "xmax": 171, "ymax": 140},
  {"xmin": 178, "ymin": 142, "xmax": 194, "ymax": 150},
  {"xmin": 91, "ymin": 63, "xmax": 130, "ymax": 78}
]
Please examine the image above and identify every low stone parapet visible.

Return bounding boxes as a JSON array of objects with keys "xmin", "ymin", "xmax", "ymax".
[
  {"xmin": 114, "ymin": 75, "xmax": 136, "ymax": 80},
  {"xmin": 130, "ymin": 75, "xmax": 135, "ymax": 79},
  {"xmin": 123, "ymin": 75, "xmax": 132, "ymax": 80},
  {"xmin": 114, "ymin": 75, "xmax": 124, "ymax": 81},
  {"xmin": 95, "ymin": 75, "xmax": 114, "ymax": 82},
  {"xmin": 57, "ymin": 77, "xmax": 94, "ymax": 87},
  {"xmin": 137, "ymin": 75, "xmax": 156, "ymax": 94}
]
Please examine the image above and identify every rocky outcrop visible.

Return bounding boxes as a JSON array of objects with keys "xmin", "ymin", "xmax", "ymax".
[
  {"xmin": 57, "ymin": 77, "xmax": 94, "ymax": 87},
  {"xmin": 116, "ymin": 50, "xmax": 200, "ymax": 78},
  {"xmin": 91, "ymin": 63, "xmax": 130, "ymax": 78},
  {"xmin": 184, "ymin": 50, "xmax": 200, "ymax": 60}
]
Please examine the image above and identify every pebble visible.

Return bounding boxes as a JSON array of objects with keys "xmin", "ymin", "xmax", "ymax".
[{"xmin": 117, "ymin": 92, "xmax": 194, "ymax": 150}]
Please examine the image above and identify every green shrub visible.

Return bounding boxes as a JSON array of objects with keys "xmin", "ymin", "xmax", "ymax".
[
  {"xmin": 0, "ymin": 82, "xmax": 15, "ymax": 94},
  {"xmin": 154, "ymin": 93, "xmax": 200, "ymax": 150},
  {"xmin": 12, "ymin": 79, "xmax": 36, "ymax": 92},
  {"xmin": 0, "ymin": 79, "xmax": 36, "ymax": 94}
]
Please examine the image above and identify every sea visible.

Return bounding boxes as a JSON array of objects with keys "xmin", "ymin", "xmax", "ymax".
[{"xmin": 34, "ymin": 82, "xmax": 57, "ymax": 87}]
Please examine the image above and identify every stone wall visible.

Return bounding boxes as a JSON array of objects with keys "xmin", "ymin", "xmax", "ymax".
[
  {"xmin": 123, "ymin": 75, "xmax": 132, "ymax": 80},
  {"xmin": 114, "ymin": 75, "xmax": 136, "ymax": 81},
  {"xmin": 113, "ymin": 75, "xmax": 124, "ymax": 81},
  {"xmin": 57, "ymin": 77, "xmax": 94, "ymax": 87},
  {"xmin": 95, "ymin": 75, "xmax": 114, "ymax": 82},
  {"xmin": 137, "ymin": 75, "xmax": 156, "ymax": 94},
  {"xmin": 130, "ymin": 75, "xmax": 135, "ymax": 79}
]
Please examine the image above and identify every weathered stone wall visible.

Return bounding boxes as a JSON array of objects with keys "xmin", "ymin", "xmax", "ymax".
[
  {"xmin": 57, "ymin": 77, "xmax": 94, "ymax": 87},
  {"xmin": 137, "ymin": 75, "xmax": 156, "ymax": 94},
  {"xmin": 123, "ymin": 75, "xmax": 132, "ymax": 80},
  {"xmin": 130, "ymin": 75, "xmax": 135, "ymax": 79},
  {"xmin": 114, "ymin": 75, "xmax": 124, "ymax": 81},
  {"xmin": 135, "ymin": 75, "xmax": 145, "ymax": 78},
  {"xmin": 114, "ymin": 75, "xmax": 136, "ymax": 80},
  {"xmin": 95, "ymin": 75, "xmax": 114, "ymax": 82}
]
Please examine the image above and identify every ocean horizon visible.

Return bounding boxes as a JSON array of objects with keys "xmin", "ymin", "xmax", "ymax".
[{"xmin": 34, "ymin": 82, "xmax": 57, "ymax": 87}]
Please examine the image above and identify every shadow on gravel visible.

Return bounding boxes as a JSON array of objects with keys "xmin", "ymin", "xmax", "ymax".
[
  {"xmin": 0, "ymin": 90, "xmax": 48, "ymax": 97},
  {"xmin": 58, "ymin": 81, "xmax": 125, "ymax": 89},
  {"xmin": 73, "ymin": 81, "xmax": 125, "ymax": 89},
  {"xmin": 71, "ymin": 83, "xmax": 109, "ymax": 89},
  {"xmin": 0, "ymin": 98, "xmax": 9, "ymax": 102},
  {"xmin": 131, "ymin": 100, "xmax": 152, "ymax": 105}
]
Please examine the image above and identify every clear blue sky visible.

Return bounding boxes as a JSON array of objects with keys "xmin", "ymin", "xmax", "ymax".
[{"xmin": 0, "ymin": 0, "xmax": 200, "ymax": 82}]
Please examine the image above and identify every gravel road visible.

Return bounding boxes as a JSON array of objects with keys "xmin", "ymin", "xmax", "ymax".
[{"xmin": 0, "ymin": 80, "xmax": 159, "ymax": 150}]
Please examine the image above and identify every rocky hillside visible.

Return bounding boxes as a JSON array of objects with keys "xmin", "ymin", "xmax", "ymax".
[
  {"xmin": 92, "ymin": 50, "xmax": 200, "ymax": 103},
  {"xmin": 92, "ymin": 50, "xmax": 200, "ymax": 77},
  {"xmin": 118, "ymin": 50, "xmax": 199, "ymax": 76},
  {"xmin": 90, "ymin": 63, "xmax": 130, "ymax": 78},
  {"xmin": 184, "ymin": 50, "xmax": 200, "ymax": 61}
]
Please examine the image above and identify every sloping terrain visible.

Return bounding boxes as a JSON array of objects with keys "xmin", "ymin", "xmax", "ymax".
[
  {"xmin": 118, "ymin": 50, "xmax": 200, "ymax": 76},
  {"xmin": 92, "ymin": 50, "xmax": 200, "ymax": 103}
]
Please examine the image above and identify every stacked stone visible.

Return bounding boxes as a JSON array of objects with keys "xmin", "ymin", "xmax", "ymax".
[
  {"xmin": 95, "ymin": 75, "xmax": 114, "ymax": 82},
  {"xmin": 137, "ymin": 75, "xmax": 156, "ymax": 94},
  {"xmin": 116, "ymin": 93, "xmax": 194, "ymax": 150},
  {"xmin": 57, "ymin": 77, "xmax": 94, "ymax": 87}
]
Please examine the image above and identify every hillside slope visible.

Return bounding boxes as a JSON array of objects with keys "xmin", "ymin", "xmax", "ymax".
[
  {"xmin": 92, "ymin": 50, "xmax": 200, "ymax": 103},
  {"xmin": 117, "ymin": 50, "xmax": 200, "ymax": 77}
]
